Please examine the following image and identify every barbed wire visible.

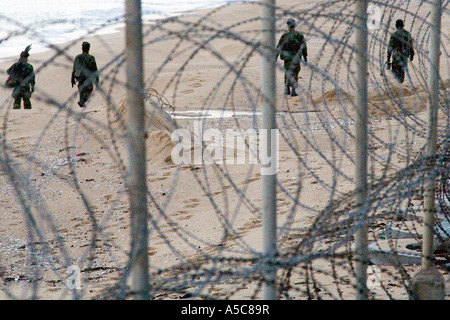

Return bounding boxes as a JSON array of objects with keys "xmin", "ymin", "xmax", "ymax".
[{"xmin": 0, "ymin": 0, "xmax": 449, "ymax": 299}]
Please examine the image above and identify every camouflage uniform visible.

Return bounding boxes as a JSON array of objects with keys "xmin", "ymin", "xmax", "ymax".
[
  {"xmin": 72, "ymin": 42, "xmax": 99, "ymax": 108},
  {"xmin": 277, "ymin": 19, "xmax": 307, "ymax": 96},
  {"xmin": 7, "ymin": 50, "xmax": 35, "ymax": 109},
  {"xmin": 387, "ymin": 23, "xmax": 414, "ymax": 84}
]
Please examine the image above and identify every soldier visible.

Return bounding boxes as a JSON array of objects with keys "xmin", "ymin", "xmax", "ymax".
[
  {"xmin": 277, "ymin": 18, "xmax": 307, "ymax": 97},
  {"xmin": 386, "ymin": 19, "xmax": 414, "ymax": 84},
  {"xmin": 6, "ymin": 45, "xmax": 35, "ymax": 109},
  {"xmin": 71, "ymin": 42, "xmax": 99, "ymax": 108}
]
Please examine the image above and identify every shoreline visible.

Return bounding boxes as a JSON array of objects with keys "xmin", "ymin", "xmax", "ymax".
[{"xmin": 0, "ymin": 1, "xmax": 256, "ymax": 62}]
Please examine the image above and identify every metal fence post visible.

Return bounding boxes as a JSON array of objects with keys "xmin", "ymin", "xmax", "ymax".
[
  {"xmin": 261, "ymin": 0, "xmax": 277, "ymax": 300},
  {"xmin": 422, "ymin": 0, "xmax": 441, "ymax": 271},
  {"xmin": 125, "ymin": 0, "xmax": 150, "ymax": 300},
  {"xmin": 409, "ymin": 0, "xmax": 445, "ymax": 300},
  {"xmin": 354, "ymin": 0, "xmax": 369, "ymax": 300}
]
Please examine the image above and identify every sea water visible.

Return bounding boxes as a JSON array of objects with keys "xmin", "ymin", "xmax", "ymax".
[{"xmin": 0, "ymin": 0, "xmax": 248, "ymax": 60}]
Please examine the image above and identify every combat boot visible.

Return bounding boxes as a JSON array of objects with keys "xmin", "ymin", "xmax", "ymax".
[
  {"xmin": 24, "ymin": 100, "xmax": 32, "ymax": 109},
  {"xmin": 291, "ymin": 88, "xmax": 298, "ymax": 97},
  {"xmin": 284, "ymin": 85, "xmax": 291, "ymax": 95},
  {"xmin": 13, "ymin": 99, "xmax": 21, "ymax": 109},
  {"xmin": 290, "ymin": 82, "xmax": 299, "ymax": 97}
]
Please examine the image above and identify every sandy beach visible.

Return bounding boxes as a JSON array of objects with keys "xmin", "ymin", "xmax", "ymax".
[{"xmin": 0, "ymin": 0, "xmax": 449, "ymax": 300}]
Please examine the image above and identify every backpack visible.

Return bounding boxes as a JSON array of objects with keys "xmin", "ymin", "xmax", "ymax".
[
  {"xmin": 391, "ymin": 29, "xmax": 411, "ymax": 60},
  {"xmin": 73, "ymin": 54, "xmax": 95, "ymax": 81},
  {"xmin": 5, "ymin": 63, "xmax": 29, "ymax": 88},
  {"xmin": 280, "ymin": 32, "xmax": 302, "ymax": 60},
  {"xmin": 282, "ymin": 32, "xmax": 301, "ymax": 53},
  {"xmin": 5, "ymin": 72, "xmax": 18, "ymax": 88}
]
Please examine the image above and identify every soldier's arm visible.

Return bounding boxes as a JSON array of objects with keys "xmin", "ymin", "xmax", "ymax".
[
  {"xmin": 387, "ymin": 35, "xmax": 394, "ymax": 61},
  {"xmin": 276, "ymin": 34, "xmax": 285, "ymax": 50},
  {"xmin": 300, "ymin": 35, "xmax": 308, "ymax": 62},
  {"xmin": 71, "ymin": 56, "xmax": 78, "ymax": 78},
  {"xmin": 409, "ymin": 34, "xmax": 415, "ymax": 61},
  {"xmin": 71, "ymin": 56, "xmax": 80, "ymax": 86},
  {"xmin": 92, "ymin": 57, "xmax": 99, "ymax": 85},
  {"xmin": 72, "ymin": 55, "xmax": 79, "ymax": 72},
  {"xmin": 71, "ymin": 70, "xmax": 76, "ymax": 87},
  {"xmin": 276, "ymin": 34, "xmax": 286, "ymax": 59},
  {"xmin": 28, "ymin": 65, "xmax": 35, "ymax": 91}
]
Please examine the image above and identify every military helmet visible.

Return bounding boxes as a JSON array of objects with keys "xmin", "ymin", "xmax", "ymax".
[
  {"xmin": 287, "ymin": 18, "xmax": 296, "ymax": 27},
  {"xmin": 395, "ymin": 19, "xmax": 404, "ymax": 28},
  {"xmin": 82, "ymin": 41, "xmax": 91, "ymax": 52}
]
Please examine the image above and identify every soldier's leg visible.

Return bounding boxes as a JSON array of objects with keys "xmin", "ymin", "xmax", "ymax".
[
  {"xmin": 78, "ymin": 82, "xmax": 87, "ymax": 107},
  {"xmin": 284, "ymin": 73, "xmax": 291, "ymax": 95},
  {"xmin": 12, "ymin": 87, "xmax": 21, "ymax": 109},
  {"xmin": 395, "ymin": 63, "xmax": 405, "ymax": 83},
  {"xmin": 284, "ymin": 61, "xmax": 291, "ymax": 95},
  {"xmin": 80, "ymin": 86, "xmax": 88, "ymax": 104},
  {"xmin": 23, "ymin": 89, "xmax": 32, "ymax": 109},
  {"xmin": 77, "ymin": 83, "xmax": 84, "ymax": 107},
  {"xmin": 13, "ymin": 98, "xmax": 21, "ymax": 109},
  {"xmin": 84, "ymin": 84, "xmax": 94, "ymax": 102},
  {"xmin": 290, "ymin": 64, "xmax": 300, "ymax": 97},
  {"xmin": 399, "ymin": 62, "xmax": 405, "ymax": 83},
  {"xmin": 392, "ymin": 61, "xmax": 404, "ymax": 84},
  {"xmin": 79, "ymin": 83, "xmax": 94, "ymax": 107}
]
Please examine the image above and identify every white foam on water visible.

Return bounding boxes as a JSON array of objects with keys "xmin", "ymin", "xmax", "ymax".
[
  {"xmin": 0, "ymin": 0, "xmax": 250, "ymax": 61},
  {"xmin": 172, "ymin": 110, "xmax": 259, "ymax": 119},
  {"xmin": 170, "ymin": 109, "xmax": 299, "ymax": 120}
]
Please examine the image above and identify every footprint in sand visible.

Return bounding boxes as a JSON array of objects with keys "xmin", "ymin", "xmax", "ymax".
[
  {"xmin": 185, "ymin": 203, "xmax": 198, "ymax": 209},
  {"xmin": 149, "ymin": 176, "xmax": 168, "ymax": 182},
  {"xmin": 239, "ymin": 176, "xmax": 260, "ymax": 185},
  {"xmin": 154, "ymin": 240, "xmax": 167, "ymax": 246},
  {"xmin": 210, "ymin": 185, "xmax": 233, "ymax": 197},
  {"xmin": 148, "ymin": 247, "xmax": 158, "ymax": 256},
  {"xmin": 177, "ymin": 214, "xmax": 193, "ymax": 221},
  {"xmin": 277, "ymin": 197, "xmax": 291, "ymax": 207},
  {"xmin": 237, "ymin": 218, "xmax": 262, "ymax": 234},
  {"xmin": 183, "ymin": 198, "xmax": 200, "ymax": 208},
  {"xmin": 192, "ymin": 81, "xmax": 204, "ymax": 88},
  {"xmin": 175, "ymin": 209, "xmax": 194, "ymax": 220}
]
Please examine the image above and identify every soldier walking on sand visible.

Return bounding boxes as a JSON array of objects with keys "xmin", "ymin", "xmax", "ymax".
[
  {"xmin": 277, "ymin": 18, "xmax": 307, "ymax": 97},
  {"xmin": 71, "ymin": 41, "xmax": 99, "ymax": 108},
  {"xmin": 386, "ymin": 19, "xmax": 414, "ymax": 84},
  {"xmin": 6, "ymin": 45, "xmax": 35, "ymax": 109}
]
